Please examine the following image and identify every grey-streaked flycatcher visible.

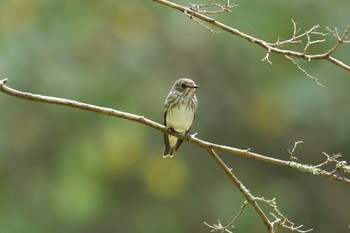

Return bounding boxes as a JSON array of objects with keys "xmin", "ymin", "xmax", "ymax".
[{"xmin": 163, "ymin": 78, "xmax": 199, "ymax": 158}]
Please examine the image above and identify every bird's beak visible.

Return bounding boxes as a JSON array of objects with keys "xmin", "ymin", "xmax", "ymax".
[{"xmin": 190, "ymin": 84, "xmax": 199, "ymax": 89}]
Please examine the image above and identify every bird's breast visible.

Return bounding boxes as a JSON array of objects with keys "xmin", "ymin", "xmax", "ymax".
[{"xmin": 167, "ymin": 104, "xmax": 195, "ymax": 132}]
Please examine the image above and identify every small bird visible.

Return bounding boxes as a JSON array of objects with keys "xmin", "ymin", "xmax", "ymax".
[{"xmin": 163, "ymin": 78, "xmax": 199, "ymax": 158}]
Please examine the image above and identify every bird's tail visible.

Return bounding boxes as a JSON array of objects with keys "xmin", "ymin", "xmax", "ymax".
[{"xmin": 163, "ymin": 146, "xmax": 176, "ymax": 158}]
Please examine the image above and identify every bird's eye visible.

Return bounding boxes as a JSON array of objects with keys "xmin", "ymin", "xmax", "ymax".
[{"xmin": 181, "ymin": 83, "xmax": 186, "ymax": 88}]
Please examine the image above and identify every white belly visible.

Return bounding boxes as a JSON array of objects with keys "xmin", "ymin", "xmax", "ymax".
[{"xmin": 167, "ymin": 104, "xmax": 195, "ymax": 133}]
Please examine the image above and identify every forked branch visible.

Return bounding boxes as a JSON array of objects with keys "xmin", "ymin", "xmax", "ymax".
[
  {"xmin": 0, "ymin": 78, "xmax": 348, "ymax": 185},
  {"xmin": 1, "ymin": 78, "xmax": 349, "ymax": 232},
  {"xmin": 206, "ymin": 149, "xmax": 313, "ymax": 233},
  {"xmin": 153, "ymin": 0, "xmax": 350, "ymax": 79}
]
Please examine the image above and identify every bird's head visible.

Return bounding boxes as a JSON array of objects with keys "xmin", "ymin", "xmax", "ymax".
[{"xmin": 173, "ymin": 78, "xmax": 199, "ymax": 94}]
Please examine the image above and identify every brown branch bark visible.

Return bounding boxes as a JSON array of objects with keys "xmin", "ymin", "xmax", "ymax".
[{"xmin": 1, "ymin": 78, "xmax": 349, "ymax": 185}]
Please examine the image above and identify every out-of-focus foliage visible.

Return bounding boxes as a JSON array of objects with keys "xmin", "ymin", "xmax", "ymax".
[{"xmin": 0, "ymin": 0, "xmax": 349, "ymax": 232}]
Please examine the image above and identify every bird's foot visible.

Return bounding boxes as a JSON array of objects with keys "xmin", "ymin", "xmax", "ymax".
[{"xmin": 168, "ymin": 127, "xmax": 175, "ymax": 135}]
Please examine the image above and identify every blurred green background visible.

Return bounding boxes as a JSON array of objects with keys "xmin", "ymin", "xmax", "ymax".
[{"xmin": 0, "ymin": 0, "xmax": 349, "ymax": 232}]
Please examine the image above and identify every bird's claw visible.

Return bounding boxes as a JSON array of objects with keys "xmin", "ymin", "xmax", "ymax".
[
  {"xmin": 168, "ymin": 127, "xmax": 175, "ymax": 135},
  {"xmin": 168, "ymin": 127, "xmax": 195, "ymax": 140}
]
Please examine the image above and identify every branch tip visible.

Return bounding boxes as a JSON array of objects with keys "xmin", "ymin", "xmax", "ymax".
[
  {"xmin": 0, "ymin": 78, "xmax": 9, "ymax": 85},
  {"xmin": 285, "ymin": 56, "xmax": 325, "ymax": 87},
  {"xmin": 262, "ymin": 51, "xmax": 273, "ymax": 65}
]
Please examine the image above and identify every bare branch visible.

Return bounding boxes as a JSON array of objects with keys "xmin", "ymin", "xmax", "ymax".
[
  {"xmin": 204, "ymin": 201, "xmax": 248, "ymax": 233},
  {"xmin": 0, "ymin": 78, "xmax": 349, "ymax": 185},
  {"xmin": 153, "ymin": 0, "xmax": 350, "ymax": 74},
  {"xmin": 1, "ymin": 79, "xmax": 349, "ymax": 232},
  {"xmin": 285, "ymin": 55, "xmax": 325, "ymax": 87},
  {"xmin": 206, "ymin": 149, "xmax": 273, "ymax": 232}
]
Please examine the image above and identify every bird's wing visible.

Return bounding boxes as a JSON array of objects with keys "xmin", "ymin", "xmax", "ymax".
[{"xmin": 163, "ymin": 110, "xmax": 171, "ymax": 155}]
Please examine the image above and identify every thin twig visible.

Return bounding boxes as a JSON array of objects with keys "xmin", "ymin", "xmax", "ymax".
[
  {"xmin": 285, "ymin": 55, "xmax": 325, "ymax": 87},
  {"xmin": 256, "ymin": 197, "xmax": 313, "ymax": 233},
  {"xmin": 315, "ymin": 152, "xmax": 342, "ymax": 168},
  {"xmin": 206, "ymin": 149, "xmax": 273, "ymax": 232},
  {"xmin": 314, "ymin": 152, "xmax": 350, "ymax": 174},
  {"xmin": 325, "ymin": 25, "xmax": 350, "ymax": 55},
  {"xmin": 187, "ymin": 0, "xmax": 238, "ymax": 14},
  {"xmin": 184, "ymin": 9, "xmax": 220, "ymax": 33},
  {"xmin": 202, "ymin": 147, "xmax": 338, "ymax": 232},
  {"xmin": 204, "ymin": 201, "xmax": 248, "ymax": 233},
  {"xmin": 261, "ymin": 49, "xmax": 273, "ymax": 65},
  {"xmin": 287, "ymin": 141, "xmax": 303, "ymax": 163}
]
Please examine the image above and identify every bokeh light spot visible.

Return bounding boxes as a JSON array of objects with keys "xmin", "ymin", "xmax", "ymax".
[
  {"xmin": 111, "ymin": 3, "xmax": 155, "ymax": 43},
  {"xmin": 98, "ymin": 124, "xmax": 144, "ymax": 178},
  {"xmin": 143, "ymin": 157, "xmax": 188, "ymax": 199},
  {"xmin": 0, "ymin": 0, "xmax": 38, "ymax": 33}
]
